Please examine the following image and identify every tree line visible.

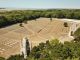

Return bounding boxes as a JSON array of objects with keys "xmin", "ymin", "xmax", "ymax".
[{"xmin": 0, "ymin": 9, "xmax": 80, "ymax": 28}]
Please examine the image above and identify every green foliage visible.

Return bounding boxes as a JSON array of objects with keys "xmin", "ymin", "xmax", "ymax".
[
  {"xmin": 74, "ymin": 28, "xmax": 80, "ymax": 42},
  {"xmin": 74, "ymin": 28, "xmax": 80, "ymax": 38},
  {"xmin": 50, "ymin": 39, "xmax": 59, "ymax": 45},
  {"xmin": 0, "ymin": 57, "xmax": 5, "ymax": 60},
  {"xmin": 7, "ymin": 55, "xmax": 24, "ymax": 60}
]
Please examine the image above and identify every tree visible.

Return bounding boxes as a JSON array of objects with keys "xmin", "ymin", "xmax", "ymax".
[{"xmin": 64, "ymin": 22, "xmax": 68, "ymax": 27}]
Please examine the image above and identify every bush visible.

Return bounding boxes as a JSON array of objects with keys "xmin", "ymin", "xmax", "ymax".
[
  {"xmin": 7, "ymin": 55, "xmax": 24, "ymax": 60},
  {"xmin": 64, "ymin": 22, "xmax": 68, "ymax": 27}
]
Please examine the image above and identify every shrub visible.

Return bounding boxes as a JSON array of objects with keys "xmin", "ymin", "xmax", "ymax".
[{"xmin": 64, "ymin": 22, "xmax": 68, "ymax": 27}]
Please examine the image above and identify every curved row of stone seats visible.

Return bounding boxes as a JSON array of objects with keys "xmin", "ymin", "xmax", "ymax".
[
  {"xmin": 27, "ymin": 19, "xmax": 71, "ymax": 43},
  {"xmin": 2, "ymin": 32, "xmax": 21, "ymax": 40},
  {"xmin": 36, "ymin": 19, "xmax": 71, "ymax": 40},
  {"xmin": 24, "ymin": 18, "xmax": 50, "ymax": 33},
  {"xmin": 0, "ymin": 37, "xmax": 20, "ymax": 58},
  {"xmin": 0, "ymin": 24, "xmax": 20, "ymax": 35},
  {"xmin": 14, "ymin": 27, "xmax": 33, "ymax": 35}
]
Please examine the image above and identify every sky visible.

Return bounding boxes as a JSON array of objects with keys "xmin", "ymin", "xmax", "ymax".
[{"xmin": 0, "ymin": 0, "xmax": 80, "ymax": 9}]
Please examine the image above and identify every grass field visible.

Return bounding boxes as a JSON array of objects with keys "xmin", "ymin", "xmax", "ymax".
[{"xmin": 0, "ymin": 18, "xmax": 80, "ymax": 58}]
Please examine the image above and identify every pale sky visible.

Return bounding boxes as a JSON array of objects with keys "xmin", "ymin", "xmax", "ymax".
[{"xmin": 0, "ymin": 0, "xmax": 80, "ymax": 9}]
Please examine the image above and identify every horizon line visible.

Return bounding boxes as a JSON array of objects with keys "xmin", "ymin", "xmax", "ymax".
[{"xmin": 0, "ymin": 7, "xmax": 80, "ymax": 10}]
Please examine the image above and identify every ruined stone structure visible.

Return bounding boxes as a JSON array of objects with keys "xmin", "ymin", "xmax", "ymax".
[
  {"xmin": 69, "ymin": 22, "xmax": 80, "ymax": 38},
  {"xmin": 20, "ymin": 37, "xmax": 31, "ymax": 59}
]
